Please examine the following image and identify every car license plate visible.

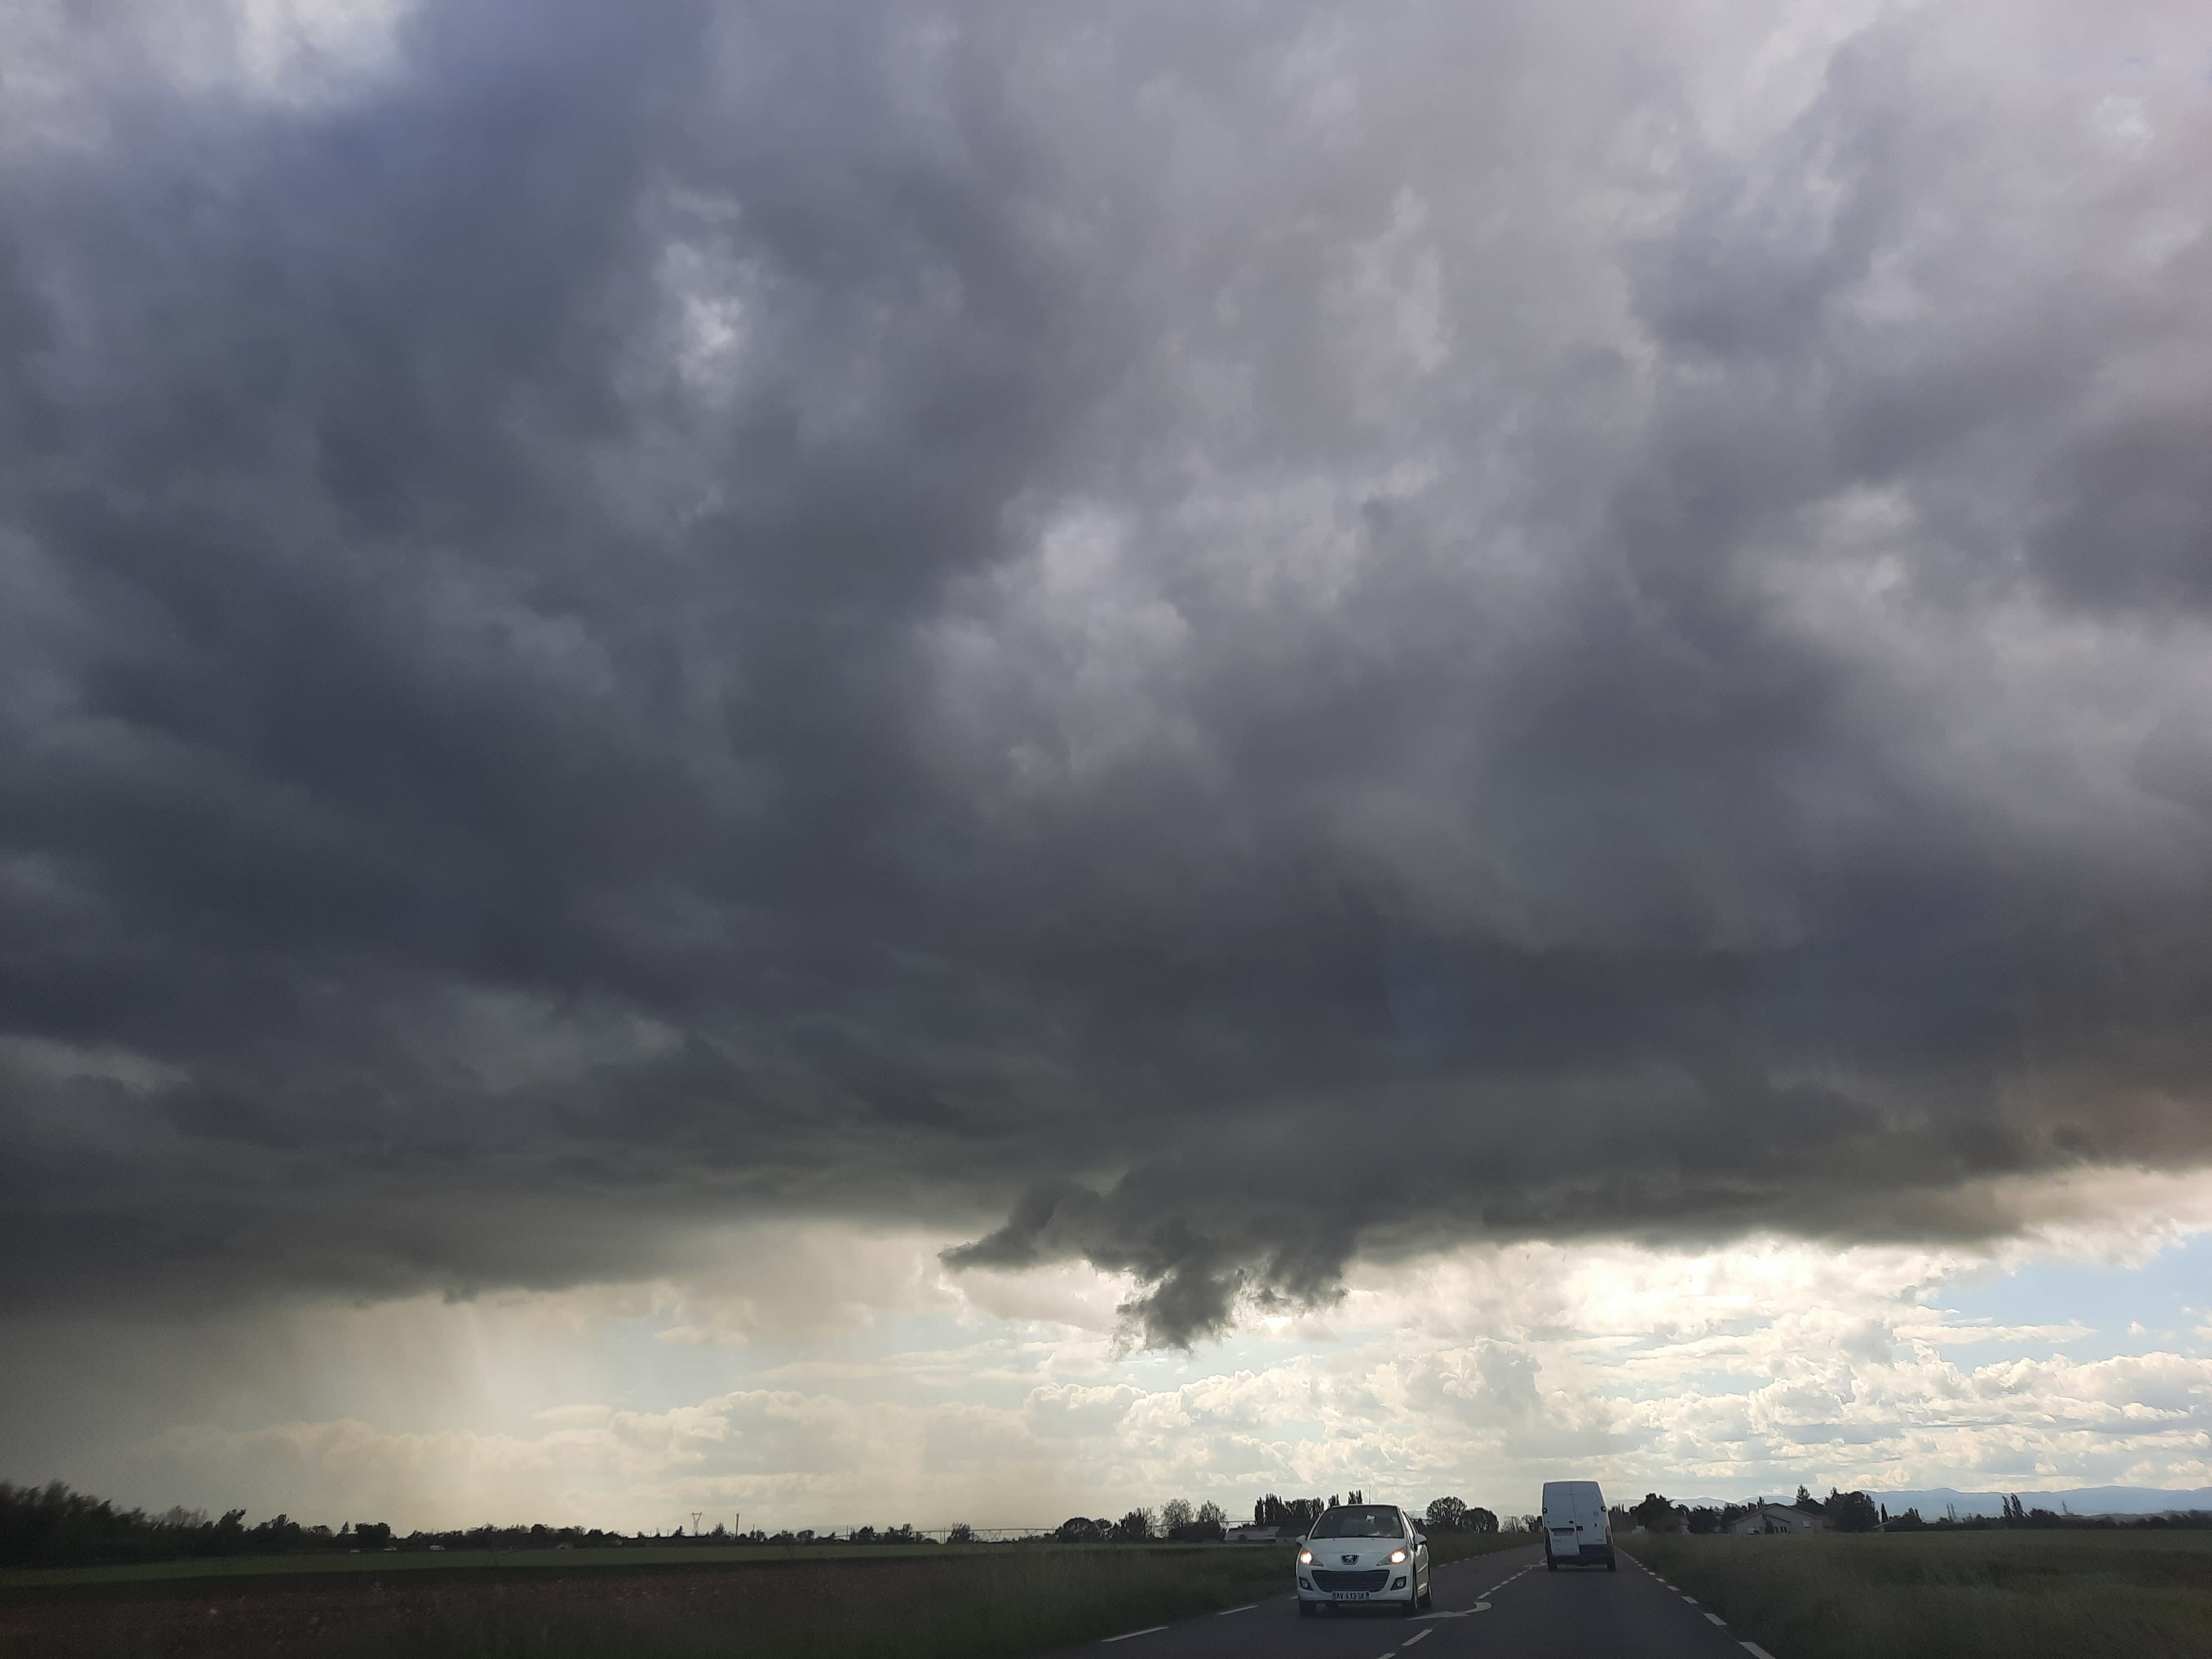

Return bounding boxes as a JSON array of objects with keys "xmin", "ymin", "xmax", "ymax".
[{"xmin": 1333, "ymin": 1592, "xmax": 1369, "ymax": 1600}]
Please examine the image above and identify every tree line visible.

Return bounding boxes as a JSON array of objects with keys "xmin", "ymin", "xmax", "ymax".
[
  {"xmin": 2, "ymin": 1477, "xmax": 1587, "ymax": 1572},
  {"xmin": 5, "ymin": 1481, "xmax": 1271, "ymax": 1569},
  {"xmin": 0, "ymin": 1482, "xmax": 1003, "ymax": 1570},
  {"xmin": 1884, "ymin": 1493, "xmax": 2210, "ymax": 1532},
  {"xmin": 0, "ymin": 1482, "xmax": 401, "ymax": 1571},
  {"xmin": 1248, "ymin": 1491, "xmax": 1496, "ymax": 1533},
  {"xmin": 1417, "ymin": 1496, "xmax": 1500, "ymax": 1533},
  {"xmin": 1053, "ymin": 1500, "xmax": 1230, "ymax": 1543},
  {"xmin": 1619, "ymin": 1485, "xmax": 1887, "ymax": 1533},
  {"xmin": 1617, "ymin": 1484, "xmax": 2212, "ymax": 1535}
]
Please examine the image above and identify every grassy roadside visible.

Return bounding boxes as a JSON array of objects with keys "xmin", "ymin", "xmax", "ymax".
[
  {"xmin": 1626, "ymin": 1531, "xmax": 2212, "ymax": 1659},
  {"xmin": 9, "ymin": 1546, "xmax": 1279, "ymax": 1659},
  {"xmin": 0, "ymin": 1530, "xmax": 1534, "ymax": 1657},
  {"xmin": 1426, "ymin": 1531, "xmax": 1531, "ymax": 1568},
  {"xmin": 1, "ymin": 1527, "xmax": 1530, "ymax": 1593},
  {"xmin": 0, "ymin": 1540, "xmax": 1086, "ymax": 1591}
]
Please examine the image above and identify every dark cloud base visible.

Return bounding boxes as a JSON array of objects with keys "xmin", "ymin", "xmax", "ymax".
[{"xmin": 3, "ymin": 1, "xmax": 2209, "ymax": 1346}]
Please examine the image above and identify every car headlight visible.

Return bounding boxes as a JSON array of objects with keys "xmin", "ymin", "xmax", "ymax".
[
  {"xmin": 1389, "ymin": 1548, "xmax": 1407, "ymax": 1563},
  {"xmin": 1298, "ymin": 1548, "xmax": 1313, "ymax": 1564}
]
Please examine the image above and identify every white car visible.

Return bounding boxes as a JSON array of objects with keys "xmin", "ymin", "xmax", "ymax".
[{"xmin": 1295, "ymin": 1504, "xmax": 1432, "ymax": 1616}]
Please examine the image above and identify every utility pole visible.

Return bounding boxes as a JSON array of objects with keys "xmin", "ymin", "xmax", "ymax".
[{"xmin": 691, "ymin": 1511, "xmax": 704, "ymax": 1537}]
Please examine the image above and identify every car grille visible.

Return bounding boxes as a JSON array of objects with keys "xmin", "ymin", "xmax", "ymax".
[{"xmin": 1312, "ymin": 1569, "xmax": 1389, "ymax": 1592}]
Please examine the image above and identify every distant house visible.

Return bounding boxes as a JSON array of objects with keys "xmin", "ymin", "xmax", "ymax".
[
  {"xmin": 1728, "ymin": 1503, "xmax": 1832, "ymax": 1535},
  {"xmin": 1225, "ymin": 1524, "xmax": 1284, "ymax": 1543}
]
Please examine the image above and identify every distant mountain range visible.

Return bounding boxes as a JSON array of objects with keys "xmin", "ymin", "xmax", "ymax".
[{"xmin": 1672, "ymin": 1487, "xmax": 2212, "ymax": 1517}]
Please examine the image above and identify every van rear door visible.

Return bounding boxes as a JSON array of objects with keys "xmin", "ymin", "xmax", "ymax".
[{"xmin": 1540, "ymin": 1480, "xmax": 1609, "ymax": 1563}]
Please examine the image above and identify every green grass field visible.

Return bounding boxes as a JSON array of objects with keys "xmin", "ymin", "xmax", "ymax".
[
  {"xmin": 0, "ymin": 1531, "xmax": 1527, "ymax": 1658},
  {"xmin": 1627, "ymin": 1529, "xmax": 2212, "ymax": 1659},
  {"xmin": 0, "ymin": 1540, "xmax": 1041, "ymax": 1591},
  {"xmin": 1425, "ymin": 1530, "xmax": 1528, "ymax": 1568},
  {"xmin": 0, "ymin": 1526, "xmax": 1525, "ymax": 1592}
]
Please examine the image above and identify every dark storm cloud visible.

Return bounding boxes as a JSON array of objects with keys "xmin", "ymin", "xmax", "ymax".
[{"xmin": 3, "ymin": 1, "xmax": 2209, "ymax": 1344}]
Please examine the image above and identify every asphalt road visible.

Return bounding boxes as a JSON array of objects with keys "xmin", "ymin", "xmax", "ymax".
[{"xmin": 1043, "ymin": 1543, "xmax": 1778, "ymax": 1659}]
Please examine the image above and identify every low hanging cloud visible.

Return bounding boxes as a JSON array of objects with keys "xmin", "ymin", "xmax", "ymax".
[
  {"xmin": 2, "ymin": 0, "xmax": 2210, "ymax": 1349},
  {"xmin": 39, "ymin": 1225, "xmax": 2212, "ymax": 1531}
]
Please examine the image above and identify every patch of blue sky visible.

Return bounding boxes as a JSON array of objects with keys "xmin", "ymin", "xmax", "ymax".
[
  {"xmin": 1097, "ymin": 1329, "xmax": 1350, "ymax": 1392},
  {"xmin": 1930, "ymin": 1230, "xmax": 2212, "ymax": 1363},
  {"xmin": 1604, "ymin": 1367, "xmax": 1765, "ymax": 1403},
  {"xmin": 576, "ymin": 1308, "xmax": 751, "ymax": 1412},
  {"xmin": 714, "ymin": 1312, "xmax": 1058, "ymax": 1407},
  {"xmin": 708, "ymin": 1304, "xmax": 1376, "ymax": 1415}
]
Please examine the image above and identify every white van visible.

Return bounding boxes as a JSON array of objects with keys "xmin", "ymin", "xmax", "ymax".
[{"xmin": 1541, "ymin": 1480, "xmax": 1615, "ymax": 1571}]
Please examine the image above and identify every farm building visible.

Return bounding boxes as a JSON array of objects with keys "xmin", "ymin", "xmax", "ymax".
[{"xmin": 1728, "ymin": 1503, "xmax": 1833, "ymax": 1535}]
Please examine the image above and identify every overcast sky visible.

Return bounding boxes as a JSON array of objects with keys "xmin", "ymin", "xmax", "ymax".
[{"xmin": 3, "ymin": 0, "xmax": 2210, "ymax": 1530}]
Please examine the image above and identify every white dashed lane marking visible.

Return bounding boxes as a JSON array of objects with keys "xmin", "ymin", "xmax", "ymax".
[
  {"xmin": 1404, "ymin": 1631, "xmax": 1432, "ymax": 1646},
  {"xmin": 1100, "ymin": 1625, "xmax": 1166, "ymax": 1644},
  {"xmin": 1214, "ymin": 1605, "xmax": 1254, "ymax": 1616},
  {"xmin": 1707, "ymin": 1613, "xmax": 1727, "ymax": 1626},
  {"xmin": 1743, "ymin": 1646, "xmax": 1778, "ymax": 1659}
]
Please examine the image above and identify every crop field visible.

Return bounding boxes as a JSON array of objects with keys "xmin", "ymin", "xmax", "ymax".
[
  {"xmin": 0, "ymin": 1531, "xmax": 1523, "ymax": 1658},
  {"xmin": 1627, "ymin": 1529, "xmax": 2212, "ymax": 1659},
  {"xmin": 0, "ymin": 1540, "xmax": 1055, "ymax": 1592}
]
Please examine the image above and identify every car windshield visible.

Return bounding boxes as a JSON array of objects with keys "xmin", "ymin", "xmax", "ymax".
[{"xmin": 1308, "ymin": 1506, "xmax": 1402, "ymax": 1539}]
